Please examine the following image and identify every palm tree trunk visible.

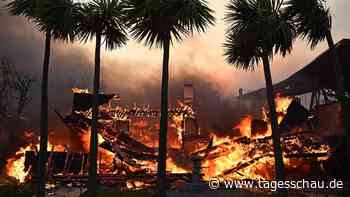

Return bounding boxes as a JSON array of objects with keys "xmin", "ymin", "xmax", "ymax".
[
  {"xmin": 325, "ymin": 31, "xmax": 350, "ymax": 156},
  {"xmin": 262, "ymin": 53, "xmax": 288, "ymax": 197},
  {"xmin": 88, "ymin": 31, "xmax": 102, "ymax": 197},
  {"xmin": 36, "ymin": 30, "xmax": 51, "ymax": 197},
  {"xmin": 157, "ymin": 35, "xmax": 170, "ymax": 197}
]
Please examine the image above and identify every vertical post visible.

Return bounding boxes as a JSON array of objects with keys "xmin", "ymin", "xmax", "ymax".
[{"xmin": 309, "ymin": 89, "xmax": 316, "ymax": 111}]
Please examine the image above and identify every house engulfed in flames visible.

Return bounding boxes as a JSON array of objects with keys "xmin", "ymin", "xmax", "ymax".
[
  {"xmin": 6, "ymin": 39, "xmax": 350, "ymax": 194},
  {"xmin": 5, "ymin": 81, "xmax": 343, "ymax": 191}
]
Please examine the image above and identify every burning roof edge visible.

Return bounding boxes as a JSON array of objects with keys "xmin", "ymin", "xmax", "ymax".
[{"xmin": 239, "ymin": 38, "xmax": 350, "ymax": 100}]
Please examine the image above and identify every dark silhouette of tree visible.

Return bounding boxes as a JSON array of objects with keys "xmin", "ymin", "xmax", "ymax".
[
  {"xmin": 76, "ymin": 0, "xmax": 128, "ymax": 196},
  {"xmin": 223, "ymin": 0, "xmax": 296, "ymax": 196},
  {"xmin": 13, "ymin": 71, "xmax": 35, "ymax": 116},
  {"xmin": 7, "ymin": 0, "xmax": 80, "ymax": 196},
  {"xmin": 122, "ymin": 0, "xmax": 214, "ymax": 196},
  {"xmin": 0, "ymin": 57, "xmax": 35, "ymax": 117},
  {"xmin": 0, "ymin": 57, "xmax": 15, "ymax": 116},
  {"xmin": 286, "ymin": 0, "xmax": 350, "ymax": 158}
]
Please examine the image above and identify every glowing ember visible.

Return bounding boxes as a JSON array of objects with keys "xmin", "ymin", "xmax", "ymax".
[
  {"xmin": 72, "ymin": 87, "xmax": 89, "ymax": 94},
  {"xmin": 126, "ymin": 180, "xmax": 150, "ymax": 190}
]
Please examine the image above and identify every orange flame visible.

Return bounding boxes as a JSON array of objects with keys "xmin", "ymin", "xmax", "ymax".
[
  {"xmin": 234, "ymin": 116, "xmax": 252, "ymax": 138},
  {"xmin": 6, "ymin": 146, "xmax": 32, "ymax": 183}
]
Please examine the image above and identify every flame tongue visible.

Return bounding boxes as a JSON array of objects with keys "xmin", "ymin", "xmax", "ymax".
[{"xmin": 6, "ymin": 146, "xmax": 32, "ymax": 183}]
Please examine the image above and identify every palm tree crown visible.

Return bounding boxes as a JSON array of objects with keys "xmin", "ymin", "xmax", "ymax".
[
  {"xmin": 122, "ymin": 0, "xmax": 215, "ymax": 48},
  {"xmin": 7, "ymin": 0, "xmax": 80, "ymax": 41},
  {"xmin": 285, "ymin": 0, "xmax": 331, "ymax": 49},
  {"xmin": 224, "ymin": 0, "xmax": 296, "ymax": 70},
  {"xmin": 77, "ymin": 0, "xmax": 128, "ymax": 49}
]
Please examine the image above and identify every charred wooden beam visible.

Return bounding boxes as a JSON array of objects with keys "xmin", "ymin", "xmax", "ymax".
[{"xmin": 25, "ymin": 151, "xmax": 88, "ymax": 175}]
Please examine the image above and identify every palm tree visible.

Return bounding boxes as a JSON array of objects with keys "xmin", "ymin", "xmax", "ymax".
[
  {"xmin": 76, "ymin": 0, "xmax": 127, "ymax": 196},
  {"xmin": 286, "ymin": 0, "xmax": 350, "ymax": 156},
  {"xmin": 223, "ymin": 0, "xmax": 296, "ymax": 196},
  {"xmin": 122, "ymin": 0, "xmax": 214, "ymax": 196},
  {"xmin": 7, "ymin": 0, "xmax": 79, "ymax": 196}
]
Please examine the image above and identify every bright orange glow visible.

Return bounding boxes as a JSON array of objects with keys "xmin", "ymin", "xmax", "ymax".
[
  {"xmin": 6, "ymin": 145, "xmax": 32, "ymax": 183},
  {"xmin": 166, "ymin": 158, "xmax": 188, "ymax": 173},
  {"xmin": 72, "ymin": 87, "xmax": 89, "ymax": 94},
  {"xmin": 234, "ymin": 116, "xmax": 252, "ymax": 138},
  {"xmin": 275, "ymin": 94, "xmax": 293, "ymax": 114}
]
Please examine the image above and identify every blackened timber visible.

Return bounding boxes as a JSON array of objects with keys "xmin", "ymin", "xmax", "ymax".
[
  {"xmin": 99, "ymin": 141, "xmax": 157, "ymax": 162},
  {"xmin": 25, "ymin": 151, "xmax": 88, "ymax": 175}
]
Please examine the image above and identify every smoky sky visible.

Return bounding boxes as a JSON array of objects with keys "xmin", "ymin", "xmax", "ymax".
[{"xmin": 1, "ymin": 0, "xmax": 350, "ymax": 133}]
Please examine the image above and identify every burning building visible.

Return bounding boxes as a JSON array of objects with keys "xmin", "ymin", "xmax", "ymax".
[
  {"xmin": 4, "ymin": 40, "xmax": 350, "ymax": 194},
  {"xmin": 5, "ymin": 87, "xmax": 341, "ymax": 191},
  {"xmin": 237, "ymin": 39, "xmax": 350, "ymax": 181}
]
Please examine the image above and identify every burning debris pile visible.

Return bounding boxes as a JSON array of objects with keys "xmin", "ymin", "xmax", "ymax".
[
  {"xmin": 198, "ymin": 96, "xmax": 333, "ymax": 181},
  {"xmin": 4, "ymin": 88, "xmax": 343, "ymax": 191}
]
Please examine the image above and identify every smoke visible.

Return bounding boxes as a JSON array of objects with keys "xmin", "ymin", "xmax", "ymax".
[{"xmin": 0, "ymin": 1, "xmax": 257, "ymax": 132}]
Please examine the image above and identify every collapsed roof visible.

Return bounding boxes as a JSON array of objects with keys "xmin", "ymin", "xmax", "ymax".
[{"xmin": 240, "ymin": 39, "xmax": 350, "ymax": 100}]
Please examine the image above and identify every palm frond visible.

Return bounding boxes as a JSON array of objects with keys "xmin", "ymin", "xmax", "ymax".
[
  {"xmin": 223, "ymin": 32, "xmax": 261, "ymax": 71},
  {"xmin": 7, "ymin": 0, "xmax": 81, "ymax": 42},
  {"xmin": 39, "ymin": 0, "xmax": 81, "ymax": 42},
  {"xmin": 173, "ymin": 0, "xmax": 215, "ymax": 33},
  {"xmin": 77, "ymin": 0, "xmax": 128, "ymax": 50},
  {"xmin": 285, "ymin": 0, "xmax": 331, "ymax": 49},
  {"xmin": 224, "ymin": 0, "xmax": 296, "ymax": 71},
  {"xmin": 122, "ymin": 0, "xmax": 215, "ymax": 48},
  {"xmin": 7, "ymin": 0, "xmax": 39, "ymax": 18}
]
